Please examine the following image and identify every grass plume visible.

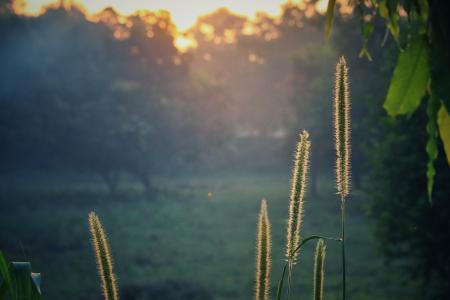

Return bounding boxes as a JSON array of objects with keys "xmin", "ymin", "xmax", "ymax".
[
  {"xmin": 313, "ymin": 239, "xmax": 326, "ymax": 300},
  {"xmin": 334, "ymin": 56, "xmax": 351, "ymax": 300},
  {"xmin": 285, "ymin": 130, "xmax": 311, "ymax": 262},
  {"xmin": 88, "ymin": 212, "xmax": 119, "ymax": 300},
  {"xmin": 255, "ymin": 199, "xmax": 271, "ymax": 300},
  {"xmin": 334, "ymin": 56, "xmax": 351, "ymax": 201}
]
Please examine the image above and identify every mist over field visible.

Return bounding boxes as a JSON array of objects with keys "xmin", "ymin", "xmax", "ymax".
[{"xmin": 1, "ymin": 1, "xmax": 450, "ymax": 299}]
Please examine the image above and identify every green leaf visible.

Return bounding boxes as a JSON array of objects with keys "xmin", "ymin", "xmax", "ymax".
[
  {"xmin": 359, "ymin": 44, "xmax": 373, "ymax": 61},
  {"xmin": 417, "ymin": 0, "xmax": 429, "ymax": 34},
  {"xmin": 384, "ymin": 37, "xmax": 429, "ymax": 116},
  {"xmin": 379, "ymin": 2, "xmax": 389, "ymax": 18},
  {"xmin": 11, "ymin": 262, "xmax": 32, "ymax": 300},
  {"xmin": 438, "ymin": 104, "xmax": 450, "ymax": 165},
  {"xmin": 357, "ymin": 1, "xmax": 373, "ymax": 61},
  {"xmin": 324, "ymin": 0, "xmax": 336, "ymax": 41},
  {"xmin": 430, "ymin": 6, "xmax": 450, "ymax": 114},
  {"xmin": 0, "ymin": 252, "xmax": 15, "ymax": 299},
  {"xmin": 363, "ymin": 22, "xmax": 374, "ymax": 38},
  {"xmin": 426, "ymin": 94, "xmax": 439, "ymax": 202},
  {"xmin": 378, "ymin": 0, "xmax": 400, "ymax": 43},
  {"xmin": 0, "ymin": 255, "xmax": 42, "ymax": 300}
]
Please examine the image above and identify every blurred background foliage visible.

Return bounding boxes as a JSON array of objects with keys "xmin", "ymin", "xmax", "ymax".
[{"xmin": 0, "ymin": 0, "xmax": 449, "ymax": 299}]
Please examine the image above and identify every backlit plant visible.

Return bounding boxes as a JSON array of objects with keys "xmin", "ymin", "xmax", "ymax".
[
  {"xmin": 253, "ymin": 56, "xmax": 351, "ymax": 300},
  {"xmin": 88, "ymin": 212, "xmax": 119, "ymax": 300},
  {"xmin": 84, "ymin": 56, "xmax": 351, "ymax": 300},
  {"xmin": 255, "ymin": 199, "xmax": 271, "ymax": 300}
]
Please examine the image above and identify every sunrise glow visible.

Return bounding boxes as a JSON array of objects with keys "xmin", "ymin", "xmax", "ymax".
[
  {"xmin": 16, "ymin": 0, "xmax": 312, "ymax": 31},
  {"xmin": 14, "ymin": 0, "xmax": 335, "ymax": 52}
]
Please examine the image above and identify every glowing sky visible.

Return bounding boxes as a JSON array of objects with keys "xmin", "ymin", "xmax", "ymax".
[{"xmin": 20, "ymin": 0, "xmax": 311, "ymax": 31}]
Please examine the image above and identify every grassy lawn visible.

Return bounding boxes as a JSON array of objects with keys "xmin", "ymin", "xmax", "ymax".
[{"xmin": 0, "ymin": 172, "xmax": 411, "ymax": 299}]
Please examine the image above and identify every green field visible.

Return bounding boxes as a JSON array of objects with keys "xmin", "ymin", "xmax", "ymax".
[{"xmin": 0, "ymin": 173, "xmax": 412, "ymax": 299}]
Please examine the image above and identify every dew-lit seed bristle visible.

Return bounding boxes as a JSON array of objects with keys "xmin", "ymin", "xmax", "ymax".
[
  {"xmin": 255, "ymin": 199, "xmax": 271, "ymax": 300},
  {"xmin": 285, "ymin": 130, "xmax": 311, "ymax": 262},
  {"xmin": 334, "ymin": 56, "xmax": 351, "ymax": 201},
  {"xmin": 88, "ymin": 212, "xmax": 119, "ymax": 300},
  {"xmin": 313, "ymin": 239, "xmax": 326, "ymax": 300}
]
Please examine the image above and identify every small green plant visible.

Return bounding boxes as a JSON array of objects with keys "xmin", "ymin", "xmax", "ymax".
[
  {"xmin": 255, "ymin": 199, "xmax": 271, "ymax": 300},
  {"xmin": 88, "ymin": 212, "xmax": 119, "ymax": 300},
  {"xmin": 0, "ymin": 251, "xmax": 42, "ymax": 300}
]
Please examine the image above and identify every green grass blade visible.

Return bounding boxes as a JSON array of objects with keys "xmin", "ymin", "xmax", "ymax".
[
  {"xmin": 324, "ymin": 0, "xmax": 336, "ymax": 41},
  {"xmin": 276, "ymin": 263, "xmax": 288, "ymax": 300},
  {"xmin": 0, "ymin": 252, "xmax": 15, "ymax": 299},
  {"xmin": 11, "ymin": 262, "xmax": 32, "ymax": 300}
]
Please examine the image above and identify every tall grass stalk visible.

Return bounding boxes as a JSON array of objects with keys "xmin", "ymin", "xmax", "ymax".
[
  {"xmin": 334, "ymin": 56, "xmax": 351, "ymax": 300},
  {"xmin": 285, "ymin": 130, "xmax": 311, "ymax": 263},
  {"xmin": 88, "ymin": 212, "xmax": 119, "ymax": 300},
  {"xmin": 284, "ymin": 130, "xmax": 310, "ymax": 299},
  {"xmin": 255, "ymin": 199, "xmax": 272, "ymax": 300},
  {"xmin": 313, "ymin": 239, "xmax": 326, "ymax": 300},
  {"xmin": 255, "ymin": 199, "xmax": 271, "ymax": 300}
]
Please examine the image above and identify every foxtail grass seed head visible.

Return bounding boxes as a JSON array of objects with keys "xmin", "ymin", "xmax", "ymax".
[
  {"xmin": 334, "ymin": 56, "xmax": 351, "ymax": 201},
  {"xmin": 313, "ymin": 239, "xmax": 326, "ymax": 300},
  {"xmin": 255, "ymin": 199, "xmax": 271, "ymax": 300},
  {"xmin": 285, "ymin": 130, "xmax": 311, "ymax": 262},
  {"xmin": 88, "ymin": 212, "xmax": 119, "ymax": 300}
]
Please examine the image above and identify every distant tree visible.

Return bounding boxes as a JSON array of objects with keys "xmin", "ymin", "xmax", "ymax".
[
  {"xmin": 0, "ymin": 5, "xmax": 195, "ymax": 195},
  {"xmin": 367, "ymin": 102, "xmax": 450, "ymax": 299},
  {"xmin": 0, "ymin": 0, "xmax": 14, "ymax": 15}
]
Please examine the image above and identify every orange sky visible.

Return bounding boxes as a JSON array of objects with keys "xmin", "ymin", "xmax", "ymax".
[{"xmin": 17, "ymin": 0, "xmax": 329, "ymax": 31}]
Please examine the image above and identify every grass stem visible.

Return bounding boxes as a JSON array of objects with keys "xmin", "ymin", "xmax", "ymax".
[{"xmin": 341, "ymin": 199, "xmax": 346, "ymax": 300}]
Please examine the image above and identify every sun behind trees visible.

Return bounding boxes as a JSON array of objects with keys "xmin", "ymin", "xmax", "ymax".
[
  {"xmin": 2, "ymin": 0, "xmax": 450, "ymax": 299},
  {"xmin": 1, "ymin": 1, "xmax": 355, "ymax": 198},
  {"xmin": 0, "ymin": 3, "xmax": 238, "ymax": 196}
]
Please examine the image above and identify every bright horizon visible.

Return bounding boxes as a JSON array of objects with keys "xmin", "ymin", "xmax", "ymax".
[{"xmin": 16, "ymin": 0, "xmax": 328, "ymax": 31}]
